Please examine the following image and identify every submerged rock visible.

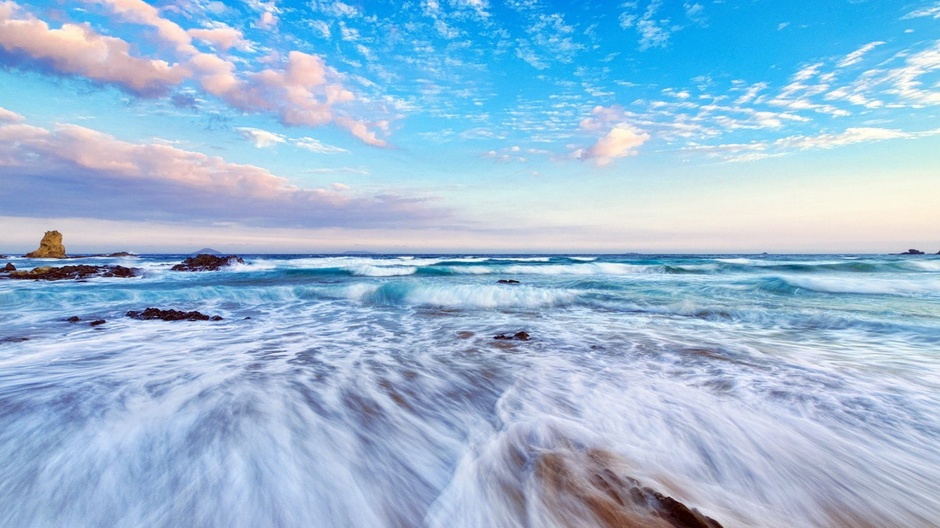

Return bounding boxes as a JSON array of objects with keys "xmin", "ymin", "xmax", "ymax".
[
  {"xmin": 899, "ymin": 249, "xmax": 925, "ymax": 255},
  {"xmin": 66, "ymin": 316, "xmax": 80, "ymax": 323},
  {"xmin": 89, "ymin": 319, "xmax": 106, "ymax": 327},
  {"xmin": 494, "ymin": 331, "xmax": 530, "ymax": 341},
  {"xmin": 534, "ymin": 447, "xmax": 723, "ymax": 528},
  {"xmin": 126, "ymin": 308, "xmax": 222, "ymax": 321},
  {"xmin": 24, "ymin": 231, "xmax": 67, "ymax": 258},
  {"xmin": 7, "ymin": 265, "xmax": 137, "ymax": 281},
  {"xmin": 171, "ymin": 254, "xmax": 244, "ymax": 271},
  {"xmin": 497, "ymin": 279, "xmax": 521, "ymax": 284}
]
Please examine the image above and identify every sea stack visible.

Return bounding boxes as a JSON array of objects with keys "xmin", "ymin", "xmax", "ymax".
[{"xmin": 24, "ymin": 231, "xmax": 66, "ymax": 258}]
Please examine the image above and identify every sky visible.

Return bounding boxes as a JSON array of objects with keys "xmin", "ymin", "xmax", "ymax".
[{"xmin": 1, "ymin": 0, "xmax": 939, "ymax": 253}]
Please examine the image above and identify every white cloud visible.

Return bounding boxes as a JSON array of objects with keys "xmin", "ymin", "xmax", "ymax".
[
  {"xmin": 903, "ymin": 3, "xmax": 940, "ymax": 19},
  {"xmin": 294, "ymin": 137, "xmax": 348, "ymax": 153},
  {"xmin": 688, "ymin": 126, "xmax": 940, "ymax": 162},
  {"xmin": 837, "ymin": 41, "xmax": 885, "ymax": 68},
  {"xmin": 235, "ymin": 127, "xmax": 286, "ymax": 148}
]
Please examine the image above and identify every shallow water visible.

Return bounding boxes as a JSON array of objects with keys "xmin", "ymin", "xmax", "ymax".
[{"xmin": 1, "ymin": 254, "xmax": 939, "ymax": 527}]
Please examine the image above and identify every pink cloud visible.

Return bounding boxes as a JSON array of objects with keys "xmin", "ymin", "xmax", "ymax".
[
  {"xmin": 0, "ymin": 2, "xmax": 185, "ymax": 96},
  {"xmin": 0, "ymin": 106, "xmax": 25, "ymax": 123},
  {"xmin": 0, "ymin": 118, "xmax": 440, "ymax": 226},
  {"xmin": 575, "ymin": 106, "xmax": 650, "ymax": 165},
  {"xmin": 579, "ymin": 126, "xmax": 650, "ymax": 165},
  {"xmin": 72, "ymin": 0, "xmax": 388, "ymax": 146},
  {"xmin": 0, "ymin": 1, "xmax": 387, "ymax": 146},
  {"xmin": 188, "ymin": 25, "xmax": 250, "ymax": 52}
]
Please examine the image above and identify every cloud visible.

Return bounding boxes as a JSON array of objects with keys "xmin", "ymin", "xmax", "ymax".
[
  {"xmin": 687, "ymin": 126, "xmax": 940, "ymax": 162},
  {"xmin": 578, "ymin": 125, "xmax": 650, "ymax": 165},
  {"xmin": 0, "ymin": 118, "xmax": 443, "ymax": 227},
  {"xmin": 3, "ymin": 0, "xmax": 388, "ymax": 146},
  {"xmin": 235, "ymin": 127, "xmax": 286, "ymax": 147},
  {"xmin": 881, "ymin": 40, "xmax": 940, "ymax": 105},
  {"xmin": 0, "ymin": 2, "xmax": 185, "ymax": 97},
  {"xmin": 837, "ymin": 41, "xmax": 884, "ymax": 68},
  {"xmin": 620, "ymin": 0, "xmax": 675, "ymax": 50},
  {"xmin": 188, "ymin": 24, "xmax": 251, "ymax": 52},
  {"xmin": 903, "ymin": 3, "xmax": 940, "ymax": 19},
  {"xmin": 294, "ymin": 137, "xmax": 348, "ymax": 153},
  {"xmin": 0, "ymin": 106, "xmax": 25, "ymax": 123}
]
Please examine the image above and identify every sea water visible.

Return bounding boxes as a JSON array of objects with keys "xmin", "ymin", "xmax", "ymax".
[{"xmin": 1, "ymin": 254, "xmax": 938, "ymax": 527}]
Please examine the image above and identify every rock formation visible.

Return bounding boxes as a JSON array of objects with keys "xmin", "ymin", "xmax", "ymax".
[
  {"xmin": 7, "ymin": 265, "xmax": 136, "ymax": 281},
  {"xmin": 497, "ymin": 279, "xmax": 521, "ymax": 284},
  {"xmin": 126, "ymin": 308, "xmax": 222, "ymax": 321},
  {"xmin": 171, "ymin": 254, "xmax": 244, "ymax": 271},
  {"xmin": 1, "ymin": 263, "xmax": 15, "ymax": 273},
  {"xmin": 24, "ymin": 231, "xmax": 67, "ymax": 258},
  {"xmin": 899, "ymin": 249, "xmax": 925, "ymax": 255}
]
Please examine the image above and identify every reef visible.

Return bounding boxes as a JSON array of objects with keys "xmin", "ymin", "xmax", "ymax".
[
  {"xmin": 6, "ymin": 265, "xmax": 136, "ymax": 281},
  {"xmin": 126, "ymin": 308, "xmax": 222, "ymax": 321},
  {"xmin": 171, "ymin": 254, "xmax": 244, "ymax": 271}
]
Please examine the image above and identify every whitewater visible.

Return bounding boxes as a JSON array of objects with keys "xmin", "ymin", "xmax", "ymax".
[{"xmin": 1, "ymin": 253, "xmax": 939, "ymax": 527}]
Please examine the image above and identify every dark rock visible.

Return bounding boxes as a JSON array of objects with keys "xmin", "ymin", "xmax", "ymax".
[
  {"xmin": 494, "ymin": 331, "xmax": 530, "ymax": 341},
  {"xmin": 171, "ymin": 254, "xmax": 244, "ymax": 272},
  {"xmin": 105, "ymin": 252, "xmax": 135, "ymax": 257},
  {"xmin": 126, "ymin": 307, "xmax": 222, "ymax": 321},
  {"xmin": 66, "ymin": 316, "xmax": 80, "ymax": 323},
  {"xmin": 497, "ymin": 279, "xmax": 521, "ymax": 284},
  {"xmin": 0, "ymin": 336, "xmax": 30, "ymax": 344},
  {"xmin": 24, "ymin": 230, "xmax": 67, "ymax": 258},
  {"xmin": 89, "ymin": 319, "xmax": 106, "ymax": 326},
  {"xmin": 900, "ymin": 249, "xmax": 925, "ymax": 255},
  {"xmin": 7, "ymin": 265, "xmax": 138, "ymax": 281},
  {"xmin": 1, "ymin": 263, "xmax": 14, "ymax": 272}
]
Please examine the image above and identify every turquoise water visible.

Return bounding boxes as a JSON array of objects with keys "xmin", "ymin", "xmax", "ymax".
[{"xmin": 1, "ymin": 254, "xmax": 939, "ymax": 527}]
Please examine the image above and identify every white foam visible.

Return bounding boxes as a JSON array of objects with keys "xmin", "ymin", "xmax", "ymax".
[{"xmin": 347, "ymin": 265, "xmax": 418, "ymax": 277}]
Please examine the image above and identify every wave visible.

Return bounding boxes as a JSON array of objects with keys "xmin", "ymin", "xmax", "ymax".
[
  {"xmin": 750, "ymin": 275, "xmax": 940, "ymax": 296},
  {"xmin": 343, "ymin": 283, "xmax": 578, "ymax": 309}
]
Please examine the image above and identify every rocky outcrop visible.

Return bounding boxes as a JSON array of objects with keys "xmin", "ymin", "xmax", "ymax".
[
  {"xmin": 24, "ymin": 231, "xmax": 66, "ymax": 258},
  {"xmin": 7, "ymin": 265, "xmax": 136, "ymax": 281},
  {"xmin": 899, "ymin": 249, "xmax": 925, "ymax": 255},
  {"xmin": 1, "ymin": 263, "xmax": 14, "ymax": 273},
  {"xmin": 126, "ymin": 308, "xmax": 222, "ymax": 321},
  {"xmin": 171, "ymin": 254, "xmax": 244, "ymax": 271},
  {"xmin": 494, "ymin": 331, "xmax": 530, "ymax": 341}
]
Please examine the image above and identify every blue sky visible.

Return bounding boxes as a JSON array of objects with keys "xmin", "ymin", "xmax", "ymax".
[{"xmin": 1, "ymin": 0, "xmax": 939, "ymax": 253}]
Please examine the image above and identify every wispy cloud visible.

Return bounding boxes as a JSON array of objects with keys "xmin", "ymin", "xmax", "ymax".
[
  {"xmin": 688, "ymin": 127, "xmax": 940, "ymax": 162},
  {"xmin": 837, "ymin": 41, "xmax": 885, "ymax": 68},
  {"xmin": 903, "ymin": 3, "xmax": 940, "ymax": 19},
  {"xmin": 294, "ymin": 137, "xmax": 348, "ymax": 153},
  {"xmin": 236, "ymin": 127, "xmax": 286, "ymax": 148}
]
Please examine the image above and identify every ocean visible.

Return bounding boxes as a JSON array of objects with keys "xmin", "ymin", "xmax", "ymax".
[{"xmin": 1, "ymin": 253, "xmax": 939, "ymax": 527}]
